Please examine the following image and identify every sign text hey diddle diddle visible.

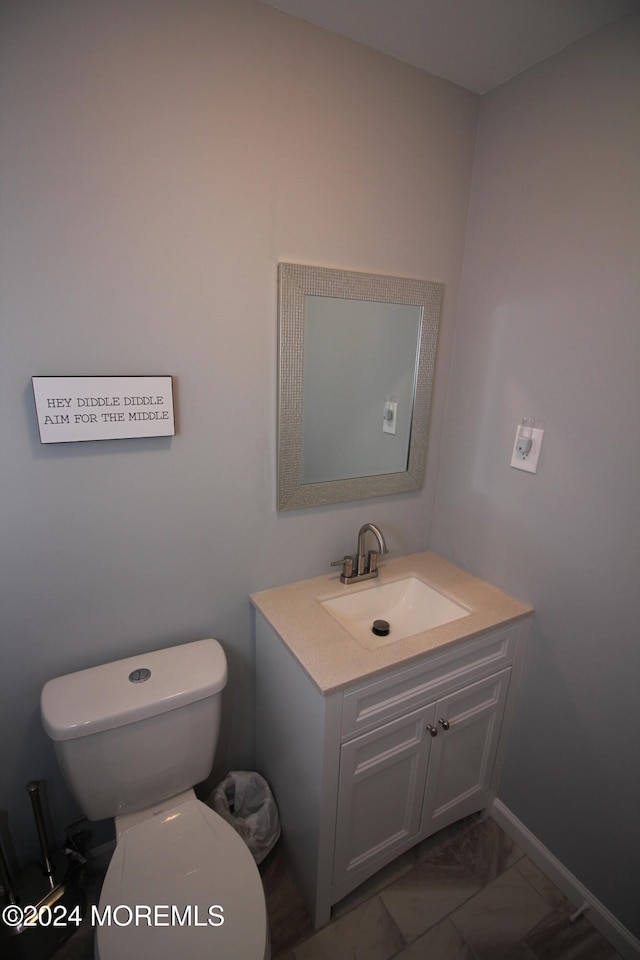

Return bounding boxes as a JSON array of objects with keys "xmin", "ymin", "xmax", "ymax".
[{"xmin": 32, "ymin": 377, "xmax": 175, "ymax": 443}]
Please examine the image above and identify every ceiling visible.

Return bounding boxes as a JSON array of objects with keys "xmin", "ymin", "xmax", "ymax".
[{"xmin": 258, "ymin": 0, "xmax": 639, "ymax": 93}]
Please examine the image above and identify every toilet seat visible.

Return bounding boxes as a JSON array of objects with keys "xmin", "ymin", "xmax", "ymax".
[{"xmin": 96, "ymin": 797, "xmax": 268, "ymax": 960}]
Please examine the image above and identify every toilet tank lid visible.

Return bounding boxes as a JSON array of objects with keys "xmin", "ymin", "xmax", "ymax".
[{"xmin": 41, "ymin": 638, "xmax": 227, "ymax": 741}]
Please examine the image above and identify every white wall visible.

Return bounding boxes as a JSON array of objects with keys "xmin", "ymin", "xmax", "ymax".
[
  {"xmin": 0, "ymin": 0, "xmax": 478, "ymax": 859},
  {"xmin": 431, "ymin": 13, "xmax": 640, "ymax": 938}
]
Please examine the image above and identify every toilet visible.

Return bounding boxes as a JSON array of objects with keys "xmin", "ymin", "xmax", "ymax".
[{"xmin": 41, "ymin": 638, "xmax": 269, "ymax": 960}]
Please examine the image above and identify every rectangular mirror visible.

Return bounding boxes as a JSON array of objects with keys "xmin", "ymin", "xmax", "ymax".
[{"xmin": 277, "ymin": 263, "xmax": 442, "ymax": 511}]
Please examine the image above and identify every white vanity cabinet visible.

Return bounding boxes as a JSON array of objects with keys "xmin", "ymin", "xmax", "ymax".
[
  {"xmin": 254, "ymin": 605, "xmax": 531, "ymax": 929},
  {"xmin": 333, "ymin": 701, "xmax": 435, "ymax": 900},
  {"xmin": 333, "ymin": 667, "xmax": 511, "ymax": 902},
  {"xmin": 421, "ymin": 669, "xmax": 511, "ymax": 832}
]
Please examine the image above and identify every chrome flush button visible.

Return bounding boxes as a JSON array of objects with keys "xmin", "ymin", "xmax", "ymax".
[{"xmin": 129, "ymin": 668, "xmax": 151, "ymax": 683}]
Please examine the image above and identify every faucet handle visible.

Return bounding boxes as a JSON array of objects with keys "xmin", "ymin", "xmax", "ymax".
[
  {"xmin": 331, "ymin": 555, "xmax": 354, "ymax": 579},
  {"xmin": 367, "ymin": 550, "xmax": 379, "ymax": 575}
]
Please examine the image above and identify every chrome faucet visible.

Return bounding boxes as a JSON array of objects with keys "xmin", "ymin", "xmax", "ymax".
[{"xmin": 331, "ymin": 523, "xmax": 388, "ymax": 584}]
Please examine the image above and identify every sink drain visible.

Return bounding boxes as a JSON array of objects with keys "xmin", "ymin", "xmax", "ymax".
[{"xmin": 371, "ymin": 619, "xmax": 390, "ymax": 637}]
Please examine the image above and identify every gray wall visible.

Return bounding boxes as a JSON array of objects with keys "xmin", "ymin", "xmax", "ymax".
[
  {"xmin": 0, "ymin": 1, "xmax": 478, "ymax": 859},
  {"xmin": 431, "ymin": 13, "xmax": 640, "ymax": 937}
]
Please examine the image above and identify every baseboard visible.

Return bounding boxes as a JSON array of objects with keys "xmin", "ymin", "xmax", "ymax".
[{"xmin": 491, "ymin": 799, "xmax": 640, "ymax": 960}]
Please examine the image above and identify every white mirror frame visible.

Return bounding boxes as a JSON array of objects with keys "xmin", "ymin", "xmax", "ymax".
[{"xmin": 277, "ymin": 263, "xmax": 443, "ymax": 511}]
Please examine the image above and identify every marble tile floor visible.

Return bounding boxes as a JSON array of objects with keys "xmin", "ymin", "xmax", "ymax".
[
  {"xmin": 265, "ymin": 817, "xmax": 624, "ymax": 960},
  {"xmin": 51, "ymin": 815, "xmax": 623, "ymax": 960}
]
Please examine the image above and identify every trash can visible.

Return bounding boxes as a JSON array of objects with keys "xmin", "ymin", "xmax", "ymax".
[{"xmin": 208, "ymin": 771, "xmax": 280, "ymax": 864}]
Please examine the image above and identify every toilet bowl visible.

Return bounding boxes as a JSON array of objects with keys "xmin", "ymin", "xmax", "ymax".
[
  {"xmin": 95, "ymin": 791, "xmax": 267, "ymax": 960},
  {"xmin": 41, "ymin": 638, "xmax": 269, "ymax": 960}
]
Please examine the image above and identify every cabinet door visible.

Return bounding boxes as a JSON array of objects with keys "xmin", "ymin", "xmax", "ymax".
[
  {"xmin": 332, "ymin": 702, "xmax": 435, "ymax": 899},
  {"xmin": 421, "ymin": 668, "xmax": 511, "ymax": 833}
]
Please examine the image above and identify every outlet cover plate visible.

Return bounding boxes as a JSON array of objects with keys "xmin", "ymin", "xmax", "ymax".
[{"xmin": 510, "ymin": 427, "xmax": 544, "ymax": 473}]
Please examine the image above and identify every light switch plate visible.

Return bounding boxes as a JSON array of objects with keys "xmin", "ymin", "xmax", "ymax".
[
  {"xmin": 510, "ymin": 426, "xmax": 544, "ymax": 473},
  {"xmin": 382, "ymin": 401, "xmax": 398, "ymax": 435}
]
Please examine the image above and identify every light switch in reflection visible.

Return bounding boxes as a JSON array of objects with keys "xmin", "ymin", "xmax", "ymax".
[{"xmin": 383, "ymin": 400, "xmax": 398, "ymax": 435}]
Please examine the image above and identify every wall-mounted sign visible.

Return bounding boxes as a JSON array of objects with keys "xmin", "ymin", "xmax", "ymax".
[{"xmin": 32, "ymin": 376, "xmax": 175, "ymax": 444}]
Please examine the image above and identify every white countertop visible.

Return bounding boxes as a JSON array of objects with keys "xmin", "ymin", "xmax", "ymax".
[{"xmin": 251, "ymin": 552, "xmax": 532, "ymax": 695}]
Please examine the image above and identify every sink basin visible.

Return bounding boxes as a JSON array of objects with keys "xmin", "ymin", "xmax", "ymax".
[{"xmin": 321, "ymin": 576, "xmax": 470, "ymax": 649}]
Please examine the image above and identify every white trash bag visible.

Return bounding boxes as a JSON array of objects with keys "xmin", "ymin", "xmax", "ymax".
[{"xmin": 208, "ymin": 771, "xmax": 280, "ymax": 864}]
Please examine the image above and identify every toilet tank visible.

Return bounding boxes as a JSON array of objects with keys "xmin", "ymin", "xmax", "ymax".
[{"xmin": 41, "ymin": 638, "xmax": 227, "ymax": 821}]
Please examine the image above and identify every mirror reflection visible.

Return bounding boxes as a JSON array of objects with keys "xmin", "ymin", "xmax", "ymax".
[
  {"xmin": 302, "ymin": 296, "xmax": 422, "ymax": 483},
  {"xmin": 277, "ymin": 263, "xmax": 442, "ymax": 511}
]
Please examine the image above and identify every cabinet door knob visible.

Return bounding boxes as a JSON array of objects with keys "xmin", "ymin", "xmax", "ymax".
[
  {"xmin": 438, "ymin": 718, "xmax": 450, "ymax": 730},
  {"xmin": 426, "ymin": 724, "xmax": 438, "ymax": 737}
]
